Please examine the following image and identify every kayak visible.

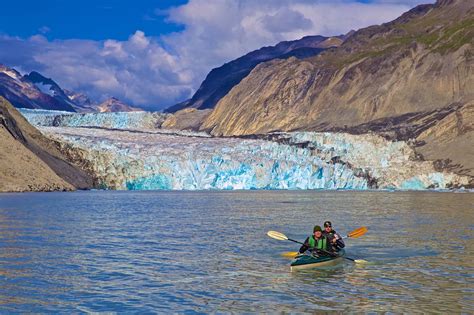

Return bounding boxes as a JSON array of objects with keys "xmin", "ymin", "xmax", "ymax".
[{"xmin": 290, "ymin": 249, "xmax": 346, "ymax": 271}]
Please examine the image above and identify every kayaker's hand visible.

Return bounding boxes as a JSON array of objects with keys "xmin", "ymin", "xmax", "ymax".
[{"xmin": 332, "ymin": 238, "xmax": 337, "ymax": 243}]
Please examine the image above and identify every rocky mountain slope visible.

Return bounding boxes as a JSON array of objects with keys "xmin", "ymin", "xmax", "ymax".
[
  {"xmin": 165, "ymin": 35, "xmax": 344, "ymax": 113},
  {"xmin": 200, "ymin": 0, "xmax": 473, "ymax": 177},
  {"xmin": 97, "ymin": 97, "xmax": 143, "ymax": 113},
  {"xmin": 0, "ymin": 97, "xmax": 93, "ymax": 192},
  {"xmin": 0, "ymin": 65, "xmax": 141, "ymax": 113},
  {"xmin": 0, "ymin": 65, "xmax": 76, "ymax": 112},
  {"xmin": 64, "ymin": 89, "xmax": 97, "ymax": 112},
  {"xmin": 23, "ymin": 71, "xmax": 78, "ymax": 111}
]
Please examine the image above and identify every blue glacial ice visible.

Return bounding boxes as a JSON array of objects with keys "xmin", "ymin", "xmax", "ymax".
[
  {"xmin": 38, "ymin": 125, "xmax": 468, "ymax": 190},
  {"xmin": 22, "ymin": 110, "xmax": 467, "ymax": 190},
  {"xmin": 19, "ymin": 108, "xmax": 167, "ymax": 130}
]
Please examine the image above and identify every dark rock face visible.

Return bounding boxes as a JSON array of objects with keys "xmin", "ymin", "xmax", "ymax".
[
  {"xmin": 23, "ymin": 71, "xmax": 77, "ymax": 111},
  {"xmin": 0, "ymin": 65, "xmax": 76, "ymax": 112},
  {"xmin": 328, "ymin": 103, "xmax": 466, "ymax": 141},
  {"xmin": 165, "ymin": 35, "xmax": 343, "ymax": 113}
]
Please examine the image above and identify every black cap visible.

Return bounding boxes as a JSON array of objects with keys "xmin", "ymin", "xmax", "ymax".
[
  {"xmin": 324, "ymin": 221, "xmax": 332, "ymax": 227},
  {"xmin": 313, "ymin": 225, "xmax": 322, "ymax": 232}
]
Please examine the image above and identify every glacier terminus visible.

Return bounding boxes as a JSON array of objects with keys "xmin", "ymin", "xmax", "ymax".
[{"xmin": 20, "ymin": 109, "xmax": 470, "ymax": 191}]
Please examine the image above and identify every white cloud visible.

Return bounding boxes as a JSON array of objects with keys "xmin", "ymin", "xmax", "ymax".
[
  {"xmin": 0, "ymin": 32, "xmax": 195, "ymax": 110},
  {"xmin": 0, "ymin": 0, "xmax": 433, "ymax": 110},
  {"xmin": 260, "ymin": 9, "xmax": 313, "ymax": 33}
]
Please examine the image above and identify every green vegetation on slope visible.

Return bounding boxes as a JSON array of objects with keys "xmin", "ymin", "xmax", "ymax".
[{"xmin": 327, "ymin": 5, "xmax": 473, "ymax": 68}]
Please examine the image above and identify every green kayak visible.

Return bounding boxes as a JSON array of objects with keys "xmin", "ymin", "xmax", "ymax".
[{"xmin": 290, "ymin": 249, "xmax": 346, "ymax": 271}]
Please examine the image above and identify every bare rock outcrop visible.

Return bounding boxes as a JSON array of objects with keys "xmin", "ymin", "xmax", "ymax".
[
  {"xmin": 166, "ymin": 35, "xmax": 345, "ymax": 113},
  {"xmin": 0, "ymin": 97, "xmax": 94, "ymax": 192}
]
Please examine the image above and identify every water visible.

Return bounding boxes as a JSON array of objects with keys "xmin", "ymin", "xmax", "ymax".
[{"xmin": 0, "ymin": 191, "xmax": 472, "ymax": 313}]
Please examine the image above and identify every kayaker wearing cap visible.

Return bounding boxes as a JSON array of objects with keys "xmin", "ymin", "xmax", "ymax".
[
  {"xmin": 322, "ymin": 221, "xmax": 345, "ymax": 250},
  {"xmin": 298, "ymin": 225, "xmax": 330, "ymax": 254}
]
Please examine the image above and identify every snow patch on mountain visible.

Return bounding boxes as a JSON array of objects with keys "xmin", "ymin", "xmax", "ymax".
[
  {"xmin": 1, "ymin": 69, "xmax": 22, "ymax": 82},
  {"xmin": 33, "ymin": 82, "xmax": 56, "ymax": 97}
]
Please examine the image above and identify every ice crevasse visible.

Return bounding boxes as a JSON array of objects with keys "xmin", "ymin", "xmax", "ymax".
[
  {"xmin": 42, "ymin": 127, "xmax": 370, "ymax": 190},
  {"xmin": 39, "ymin": 126, "xmax": 468, "ymax": 191}
]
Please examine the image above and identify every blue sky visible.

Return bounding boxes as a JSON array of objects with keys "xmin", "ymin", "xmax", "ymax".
[
  {"xmin": 0, "ymin": 0, "xmax": 433, "ymax": 110},
  {"xmin": 0, "ymin": 0, "xmax": 186, "ymax": 40}
]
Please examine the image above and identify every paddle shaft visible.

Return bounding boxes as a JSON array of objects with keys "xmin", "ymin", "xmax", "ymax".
[
  {"xmin": 318, "ymin": 249, "xmax": 356, "ymax": 262},
  {"xmin": 287, "ymin": 238, "xmax": 304, "ymax": 245}
]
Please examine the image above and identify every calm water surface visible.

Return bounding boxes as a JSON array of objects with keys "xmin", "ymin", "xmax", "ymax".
[{"xmin": 0, "ymin": 190, "xmax": 472, "ymax": 313}]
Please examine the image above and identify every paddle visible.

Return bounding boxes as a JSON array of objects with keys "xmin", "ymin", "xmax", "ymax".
[
  {"xmin": 277, "ymin": 227, "xmax": 368, "ymax": 258},
  {"xmin": 267, "ymin": 229, "xmax": 368, "ymax": 263}
]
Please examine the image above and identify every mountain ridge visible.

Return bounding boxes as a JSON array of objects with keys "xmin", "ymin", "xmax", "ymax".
[
  {"xmin": 199, "ymin": 0, "xmax": 473, "ymax": 177},
  {"xmin": 0, "ymin": 65, "xmax": 142, "ymax": 113},
  {"xmin": 97, "ymin": 97, "xmax": 143, "ymax": 113},
  {"xmin": 165, "ymin": 34, "xmax": 345, "ymax": 113},
  {"xmin": 0, "ymin": 65, "xmax": 76, "ymax": 112}
]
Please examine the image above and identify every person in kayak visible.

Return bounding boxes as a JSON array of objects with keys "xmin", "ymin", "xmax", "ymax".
[
  {"xmin": 322, "ymin": 221, "xmax": 345, "ymax": 251},
  {"xmin": 298, "ymin": 225, "xmax": 331, "ymax": 254}
]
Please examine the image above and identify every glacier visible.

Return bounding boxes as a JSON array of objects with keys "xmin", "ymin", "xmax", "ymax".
[
  {"xmin": 42, "ymin": 127, "xmax": 370, "ymax": 190},
  {"xmin": 40, "ymin": 128, "xmax": 468, "ymax": 191},
  {"xmin": 19, "ymin": 108, "xmax": 168, "ymax": 130},
  {"xmin": 19, "ymin": 110, "xmax": 469, "ymax": 191}
]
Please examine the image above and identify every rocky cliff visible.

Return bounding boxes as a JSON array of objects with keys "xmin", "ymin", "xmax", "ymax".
[
  {"xmin": 200, "ymin": 0, "xmax": 473, "ymax": 177},
  {"xmin": 165, "ymin": 35, "xmax": 344, "ymax": 113},
  {"xmin": 0, "ymin": 97, "xmax": 93, "ymax": 192}
]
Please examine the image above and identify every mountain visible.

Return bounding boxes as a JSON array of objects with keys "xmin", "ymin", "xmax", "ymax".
[
  {"xmin": 97, "ymin": 97, "xmax": 143, "ymax": 113},
  {"xmin": 64, "ymin": 89, "xmax": 97, "ymax": 112},
  {"xmin": 165, "ymin": 35, "xmax": 344, "ymax": 113},
  {"xmin": 0, "ymin": 65, "xmax": 76, "ymax": 112},
  {"xmin": 0, "ymin": 65, "xmax": 144, "ymax": 113},
  {"xmin": 200, "ymin": 0, "xmax": 473, "ymax": 177},
  {"xmin": 21, "ymin": 71, "xmax": 142, "ymax": 113},
  {"xmin": 0, "ymin": 96, "xmax": 93, "ymax": 192},
  {"xmin": 23, "ymin": 71, "xmax": 78, "ymax": 110},
  {"xmin": 65, "ymin": 92, "xmax": 142, "ymax": 113}
]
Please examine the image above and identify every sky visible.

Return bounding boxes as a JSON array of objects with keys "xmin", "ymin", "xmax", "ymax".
[{"xmin": 0, "ymin": 0, "xmax": 433, "ymax": 110}]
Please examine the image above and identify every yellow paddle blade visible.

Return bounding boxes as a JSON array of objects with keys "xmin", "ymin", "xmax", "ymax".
[
  {"xmin": 267, "ymin": 230, "xmax": 289, "ymax": 241},
  {"xmin": 347, "ymin": 226, "xmax": 368, "ymax": 238},
  {"xmin": 281, "ymin": 251, "xmax": 299, "ymax": 259},
  {"xmin": 354, "ymin": 259, "xmax": 369, "ymax": 264}
]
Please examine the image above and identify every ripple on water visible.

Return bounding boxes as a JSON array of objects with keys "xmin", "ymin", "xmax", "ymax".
[{"xmin": 0, "ymin": 190, "xmax": 472, "ymax": 313}]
